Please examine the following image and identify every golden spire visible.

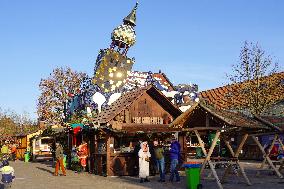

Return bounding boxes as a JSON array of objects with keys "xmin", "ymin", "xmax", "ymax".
[{"xmin": 123, "ymin": 2, "xmax": 138, "ymax": 26}]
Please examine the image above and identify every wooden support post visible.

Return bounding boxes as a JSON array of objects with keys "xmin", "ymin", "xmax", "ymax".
[
  {"xmin": 208, "ymin": 159, "xmax": 223, "ymax": 189},
  {"xmin": 201, "ymin": 131, "xmax": 221, "ymax": 174},
  {"xmin": 194, "ymin": 130, "xmax": 207, "ymax": 161},
  {"xmin": 252, "ymin": 136, "xmax": 283, "ymax": 178},
  {"xmin": 106, "ymin": 135, "xmax": 111, "ymax": 176},
  {"xmin": 234, "ymin": 134, "xmax": 251, "ymax": 186},
  {"xmin": 278, "ymin": 137, "xmax": 284, "ymax": 151},
  {"xmin": 278, "ymin": 138, "xmax": 284, "ymax": 172},
  {"xmin": 235, "ymin": 134, "xmax": 248, "ymax": 157},
  {"xmin": 236, "ymin": 159, "xmax": 251, "ymax": 185},
  {"xmin": 224, "ymin": 140, "xmax": 235, "ymax": 157},
  {"xmin": 206, "ymin": 114, "xmax": 210, "ymax": 127},
  {"xmin": 259, "ymin": 135, "xmax": 278, "ymax": 170},
  {"xmin": 194, "ymin": 130, "xmax": 223, "ymax": 189},
  {"xmin": 222, "ymin": 134, "xmax": 251, "ymax": 185},
  {"xmin": 221, "ymin": 164, "xmax": 232, "ymax": 183}
]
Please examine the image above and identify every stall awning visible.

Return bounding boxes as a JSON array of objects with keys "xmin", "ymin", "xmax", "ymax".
[{"xmin": 70, "ymin": 123, "xmax": 88, "ymax": 129}]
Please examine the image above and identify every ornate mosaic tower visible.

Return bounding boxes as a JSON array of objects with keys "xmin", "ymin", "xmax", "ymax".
[{"xmin": 93, "ymin": 2, "xmax": 138, "ymax": 93}]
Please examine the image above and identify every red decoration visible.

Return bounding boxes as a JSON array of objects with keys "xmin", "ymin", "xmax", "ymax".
[
  {"xmin": 73, "ymin": 126, "xmax": 81, "ymax": 145},
  {"xmin": 68, "ymin": 93, "xmax": 74, "ymax": 97}
]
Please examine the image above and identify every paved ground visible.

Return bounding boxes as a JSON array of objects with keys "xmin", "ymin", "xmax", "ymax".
[{"xmin": 1, "ymin": 160, "xmax": 284, "ymax": 189}]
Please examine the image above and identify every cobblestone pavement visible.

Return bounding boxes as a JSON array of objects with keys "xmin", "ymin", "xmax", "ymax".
[{"xmin": 1, "ymin": 161, "xmax": 284, "ymax": 189}]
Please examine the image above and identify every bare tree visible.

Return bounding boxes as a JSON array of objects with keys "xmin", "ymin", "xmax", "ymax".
[
  {"xmin": 37, "ymin": 67, "xmax": 87, "ymax": 125},
  {"xmin": 226, "ymin": 41, "xmax": 283, "ymax": 115}
]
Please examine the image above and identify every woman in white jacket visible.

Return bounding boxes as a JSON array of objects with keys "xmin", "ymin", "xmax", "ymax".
[{"xmin": 138, "ymin": 141, "xmax": 151, "ymax": 183}]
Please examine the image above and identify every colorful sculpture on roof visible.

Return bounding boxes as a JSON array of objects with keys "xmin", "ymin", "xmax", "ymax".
[
  {"xmin": 67, "ymin": 2, "xmax": 199, "ymax": 118},
  {"xmin": 93, "ymin": 2, "xmax": 138, "ymax": 93}
]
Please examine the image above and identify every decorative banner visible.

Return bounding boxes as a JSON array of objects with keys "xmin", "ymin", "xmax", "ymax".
[{"xmin": 93, "ymin": 48, "xmax": 135, "ymax": 92}]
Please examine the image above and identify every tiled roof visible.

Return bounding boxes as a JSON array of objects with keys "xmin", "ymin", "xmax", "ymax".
[
  {"xmin": 92, "ymin": 85, "xmax": 181, "ymax": 124},
  {"xmin": 200, "ymin": 72, "xmax": 284, "ymax": 110}
]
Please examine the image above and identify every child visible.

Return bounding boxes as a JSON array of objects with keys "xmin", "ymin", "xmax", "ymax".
[{"xmin": 0, "ymin": 160, "xmax": 15, "ymax": 189}]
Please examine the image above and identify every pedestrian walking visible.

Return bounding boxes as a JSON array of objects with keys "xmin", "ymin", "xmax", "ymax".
[
  {"xmin": 0, "ymin": 160, "xmax": 15, "ymax": 189},
  {"xmin": 54, "ymin": 143, "xmax": 66, "ymax": 176},
  {"xmin": 153, "ymin": 140, "xmax": 165, "ymax": 182},
  {"xmin": 138, "ymin": 141, "xmax": 151, "ymax": 183},
  {"xmin": 169, "ymin": 137, "xmax": 181, "ymax": 182}
]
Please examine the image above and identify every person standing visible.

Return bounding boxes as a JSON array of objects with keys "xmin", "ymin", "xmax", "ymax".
[
  {"xmin": 138, "ymin": 141, "xmax": 151, "ymax": 183},
  {"xmin": 1, "ymin": 143, "xmax": 9, "ymax": 160},
  {"xmin": 153, "ymin": 140, "xmax": 165, "ymax": 182},
  {"xmin": 148, "ymin": 141, "xmax": 156, "ymax": 176},
  {"xmin": 10, "ymin": 144, "xmax": 17, "ymax": 161},
  {"xmin": 54, "ymin": 143, "xmax": 66, "ymax": 176},
  {"xmin": 169, "ymin": 137, "xmax": 181, "ymax": 182},
  {"xmin": 78, "ymin": 141, "xmax": 88, "ymax": 172},
  {"xmin": 50, "ymin": 142, "xmax": 56, "ymax": 167},
  {"xmin": 0, "ymin": 160, "xmax": 15, "ymax": 189}
]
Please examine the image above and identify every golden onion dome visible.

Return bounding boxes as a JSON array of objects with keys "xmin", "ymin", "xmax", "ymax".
[{"xmin": 111, "ymin": 24, "xmax": 136, "ymax": 47}]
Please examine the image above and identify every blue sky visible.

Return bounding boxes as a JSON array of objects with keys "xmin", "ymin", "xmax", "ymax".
[{"xmin": 0, "ymin": 0, "xmax": 283, "ymax": 119}]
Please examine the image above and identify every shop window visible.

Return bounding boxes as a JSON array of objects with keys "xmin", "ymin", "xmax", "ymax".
[{"xmin": 114, "ymin": 136, "xmax": 138, "ymax": 153}]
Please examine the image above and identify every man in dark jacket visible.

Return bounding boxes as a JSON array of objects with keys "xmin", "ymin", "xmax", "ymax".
[
  {"xmin": 54, "ymin": 143, "xmax": 66, "ymax": 176},
  {"xmin": 169, "ymin": 137, "xmax": 181, "ymax": 182}
]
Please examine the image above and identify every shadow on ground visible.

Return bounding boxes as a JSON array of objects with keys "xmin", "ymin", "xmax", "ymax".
[
  {"xmin": 108, "ymin": 174, "xmax": 186, "ymax": 189},
  {"xmin": 31, "ymin": 160, "xmax": 54, "ymax": 168},
  {"xmin": 36, "ymin": 166, "xmax": 54, "ymax": 175}
]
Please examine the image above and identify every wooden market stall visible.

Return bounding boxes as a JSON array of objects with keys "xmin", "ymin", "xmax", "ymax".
[
  {"xmin": 14, "ymin": 134, "xmax": 28, "ymax": 159},
  {"xmin": 169, "ymin": 102, "xmax": 279, "ymax": 189},
  {"xmin": 91, "ymin": 85, "xmax": 183, "ymax": 176}
]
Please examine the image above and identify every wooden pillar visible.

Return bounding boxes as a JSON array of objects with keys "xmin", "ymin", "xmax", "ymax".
[
  {"xmin": 223, "ymin": 134, "xmax": 251, "ymax": 185},
  {"xmin": 278, "ymin": 138, "xmax": 284, "ymax": 172},
  {"xmin": 206, "ymin": 114, "xmax": 210, "ymax": 127},
  {"xmin": 252, "ymin": 135, "xmax": 283, "ymax": 178},
  {"xmin": 88, "ymin": 128, "xmax": 95, "ymax": 173},
  {"xmin": 194, "ymin": 130, "xmax": 223, "ymax": 189},
  {"xmin": 94, "ymin": 133, "xmax": 99, "ymax": 175},
  {"xmin": 106, "ymin": 134, "xmax": 112, "ymax": 176},
  {"xmin": 67, "ymin": 129, "xmax": 73, "ymax": 169},
  {"xmin": 178, "ymin": 133, "xmax": 184, "ymax": 151},
  {"xmin": 178, "ymin": 133, "xmax": 186, "ymax": 162},
  {"xmin": 257, "ymin": 135, "xmax": 277, "ymax": 173},
  {"xmin": 278, "ymin": 137, "xmax": 284, "ymax": 151}
]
